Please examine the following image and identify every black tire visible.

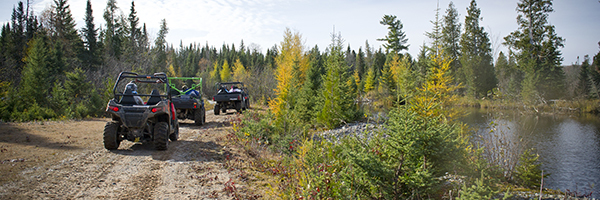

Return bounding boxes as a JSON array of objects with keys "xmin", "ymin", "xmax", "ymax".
[
  {"xmin": 202, "ymin": 108, "xmax": 206, "ymax": 124},
  {"xmin": 194, "ymin": 107, "xmax": 204, "ymax": 125},
  {"xmin": 170, "ymin": 121, "xmax": 179, "ymax": 141},
  {"xmin": 235, "ymin": 101, "xmax": 242, "ymax": 114},
  {"xmin": 246, "ymin": 98, "xmax": 250, "ymax": 109},
  {"xmin": 103, "ymin": 121, "xmax": 121, "ymax": 150},
  {"xmin": 214, "ymin": 104, "xmax": 220, "ymax": 115},
  {"xmin": 154, "ymin": 122, "xmax": 169, "ymax": 150}
]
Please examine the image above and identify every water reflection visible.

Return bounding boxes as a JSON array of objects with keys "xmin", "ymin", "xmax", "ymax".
[{"xmin": 460, "ymin": 108, "xmax": 600, "ymax": 197}]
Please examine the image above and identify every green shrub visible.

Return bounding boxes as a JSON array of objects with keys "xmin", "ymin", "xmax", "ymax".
[
  {"xmin": 338, "ymin": 107, "xmax": 465, "ymax": 199},
  {"xmin": 515, "ymin": 149, "xmax": 546, "ymax": 189},
  {"xmin": 458, "ymin": 173, "xmax": 496, "ymax": 200}
]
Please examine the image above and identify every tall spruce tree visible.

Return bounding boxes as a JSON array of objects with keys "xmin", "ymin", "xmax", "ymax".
[
  {"xmin": 152, "ymin": 19, "xmax": 169, "ymax": 72},
  {"xmin": 81, "ymin": 0, "xmax": 99, "ymax": 68},
  {"xmin": 425, "ymin": 3, "xmax": 443, "ymax": 55},
  {"xmin": 128, "ymin": 1, "xmax": 141, "ymax": 55},
  {"xmin": 576, "ymin": 55, "xmax": 591, "ymax": 98},
  {"xmin": 591, "ymin": 43, "xmax": 600, "ymax": 98},
  {"xmin": 442, "ymin": 1, "xmax": 462, "ymax": 78},
  {"xmin": 52, "ymin": 0, "xmax": 83, "ymax": 63},
  {"xmin": 459, "ymin": 0, "xmax": 496, "ymax": 98},
  {"xmin": 318, "ymin": 32, "xmax": 358, "ymax": 128},
  {"xmin": 504, "ymin": 0, "xmax": 565, "ymax": 101},
  {"xmin": 103, "ymin": 0, "xmax": 123, "ymax": 58},
  {"xmin": 378, "ymin": 15, "xmax": 409, "ymax": 54}
]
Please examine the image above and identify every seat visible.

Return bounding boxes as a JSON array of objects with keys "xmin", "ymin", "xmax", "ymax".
[
  {"xmin": 119, "ymin": 89, "xmax": 138, "ymax": 105},
  {"xmin": 146, "ymin": 89, "xmax": 162, "ymax": 105}
]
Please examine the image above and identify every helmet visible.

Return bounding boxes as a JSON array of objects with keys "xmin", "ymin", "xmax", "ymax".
[
  {"xmin": 182, "ymin": 85, "xmax": 188, "ymax": 91},
  {"xmin": 126, "ymin": 81, "xmax": 137, "ymax": 92}
]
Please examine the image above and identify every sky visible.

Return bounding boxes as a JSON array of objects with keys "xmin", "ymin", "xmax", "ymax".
[{"xmin": 1, "ymin": 0, "xmax": 599, "ymax": 65}]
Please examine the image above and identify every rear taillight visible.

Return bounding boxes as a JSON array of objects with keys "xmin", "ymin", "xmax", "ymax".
[
  {"xmin": 152, "ymin": 107, "xmax": 162, "ymax": 113},
  {"xmin": 212, "ymin": 97, "xmax": 215, "ymax": 101},
  {"xmin": 238, "ymin": 95, "xmax": 241, "ymax": 100},
  {"xmin": 108, "ymin": 106, "xmax": 119, "ymax": 112},
  {"xmin": 194, "ymin": 102, "xmax": 197, "ymax": 109}
]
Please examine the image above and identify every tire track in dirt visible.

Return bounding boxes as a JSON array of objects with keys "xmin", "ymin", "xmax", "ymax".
[{"xmin": 0, "ymin": 109, "xmax": 250, "ymax": 199}]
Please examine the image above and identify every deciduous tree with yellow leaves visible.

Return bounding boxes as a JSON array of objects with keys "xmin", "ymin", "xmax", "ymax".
[{"xmin": 269, "ymin": 28, "xmax": 308, "ymax": 118}]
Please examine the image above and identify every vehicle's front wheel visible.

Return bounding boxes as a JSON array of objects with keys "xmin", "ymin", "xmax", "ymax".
[
  {"xmin": 103, "ymin": 121, "xmax": 121, "ymax": 150},
  {"xmin": 214, "ymin": 104, "xmax": 220, "ymax": 115},
  {"xmin": 154, "ymin": 122, "xmax": 169, "ymax": 150}
]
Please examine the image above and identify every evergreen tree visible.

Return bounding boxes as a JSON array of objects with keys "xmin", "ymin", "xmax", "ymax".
[
  {"xmin": 356, "ymin": 47, "xmax": 366, "ymax": 79},
  {"xmin": 577, "ymin": 55, "xmax": 591, "ymax": 98},
  {"xmin": 591, "ymin": 42, "xmax": 600, "ymax": 98},
  {"xmin": 442, "ymin": 1, "xmax": 462, "ymax": 78},
  {"xmin": 52, "ymin": 0, "xmax": 83, "ymax": 60},
  {"xmin": 459, "ymin": 0, "xmax": 496, "ymax": 98},
  {"xmin": 103, "ymin": 0, "xmax": 123, "ymax": 58},
  {"xmin": 21, "ymin": 36, "xmax": 64, "ymax": 105},
  {"xmin": 318, "ymin": 32, "xmax": 358, "ymax": 128},
  {"xmin": 378, "ymin": 15, "xmax": 409, "ymax": 54},
  {"xmin": 504, "ymin": 0, "xmax": 565, "ymax": 101},
  {"xmin": 295, "ymin": 45, "xmax": 324, "ymax": 123},
  {"xmin": 425, "ymin": 3, "xmax": 443, "ymax": 55},
  {"xmin": 81, "ymin": 0, "xmax": 99, "ymax": 68},
  {"xmin": 128, "ymin": 1, "xmax": 141, "ymax": 54},
  {"xmin": 152, "ymin": 19, "xmax": 169, "ymax": 72}
]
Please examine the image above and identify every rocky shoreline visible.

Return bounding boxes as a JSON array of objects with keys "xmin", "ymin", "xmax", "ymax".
[{"xmin": 316, "ymin": 122, "xmax": 597, "ymax": 200}]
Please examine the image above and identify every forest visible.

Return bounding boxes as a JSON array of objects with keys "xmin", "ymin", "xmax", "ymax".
[{"xmin": 1, "ymin": 0, "xmax": 600, "ymax": 198}]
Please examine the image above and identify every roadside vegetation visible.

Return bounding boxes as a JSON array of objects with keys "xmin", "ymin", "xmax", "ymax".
[{"xmin": 1, "ymin": 0, "xmax": 600, "ymax": 199}]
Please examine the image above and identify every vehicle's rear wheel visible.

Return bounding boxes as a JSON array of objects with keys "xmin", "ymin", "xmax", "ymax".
[
  {"xmin": 103, "ymin": 121, "xmax": 121, "ymax": 150},
  {"xmin": 169, "ymin": 121, "xmax": 179, "ymax": 141},
  {"xmin": 194, "ymin": 107, "xmax": 204, "ymax": 125},
  {"xmin": 235, "ymin": 101, "xmax": 243, "ymax": 114},
  {"xmin": 154, "ymin": 122, "xmax": 169, "ymax": 150},
  {"xmin": 214, "ymin": 104, "xmax": 220, "ymax": 115}
]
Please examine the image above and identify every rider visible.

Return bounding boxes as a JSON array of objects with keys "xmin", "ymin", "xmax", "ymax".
[
  {"xmin": 182, "ymin": 84, "xmax": 200, "ymax": 98},
  {"xmin": 125, "ymin": 81, "xmax": 144, "ymax": 105},
  {"xmin": 229, "ymin": 85, "xmax": 242, "ymax": 93}
]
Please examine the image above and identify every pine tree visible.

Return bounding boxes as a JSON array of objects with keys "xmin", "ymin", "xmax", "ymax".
[
  {"xmin": 295, "ymin": 45, "xmax": 324, "ymax": 123},
  {"xmin": 442, "ymin": 2, "xmax": 462, "ymax": 79},
  {"xmin": 103, "ymin": 0, "xmax": 122, "ymax": 58},
  {"xmin": 459, "ymin": 0, "xmax": 496, "ymax": 98},
  {"xmin": 318, "ymin": 32, "xmax": 358, "ymax": 128},
  {"xmin": 128, "ymin": 1, "xmax": 141, "ymax": 53},
  {"xmin": 52, "ymin": 0, "xmax": 83, "ymax": 62},
  {"xmin": 378, "ymin": 15, "xmax": 409, "ymax": 54},
  {"xmin": 504, "ymin": 0, "xmax": 565, "ymax": 101},
  {"xmin": 577, "ymin": 55, "xmax": 591, "ymax": 98},
  {"xmin": 591, "ymin": 42, "xmax": 600, "ymax": 98},
  {"xmin": 426, "ymin": 2, "xmax": 443, "ymax": 55},
  {"xmin": 152, "ymin": 19, "xmax": 169, "ymax": 72},
  {"xmin": 81, "ymin": 0, "xmax": 99, "ymax": 68}
]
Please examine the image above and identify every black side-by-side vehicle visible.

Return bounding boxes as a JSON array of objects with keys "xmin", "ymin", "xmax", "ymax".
[
  {"xmin": 104, "ymin": 72, "xmax": 179, "ymax": 150},
  {"xmin": 212, "ymin": 82, "xmax": 250, "ymax": 115}
]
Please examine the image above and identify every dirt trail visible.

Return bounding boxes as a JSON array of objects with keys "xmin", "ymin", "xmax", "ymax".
[{"xmin": 0, "ymin": 109, "xmax": 260, "ymax": 199}]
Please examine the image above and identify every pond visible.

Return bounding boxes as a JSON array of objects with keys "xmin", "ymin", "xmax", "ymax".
[{"xmin": 460, "ymin": 108, "xmax": 600, "ymax": 198}]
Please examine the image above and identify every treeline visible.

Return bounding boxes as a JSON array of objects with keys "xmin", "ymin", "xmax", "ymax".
[
  {"xmin": 2, "ymin": 0, "xmax": 600, "ymax": 123},
  {"xmin": 0, "ymin": 0, "xmax": 279, "ymax": 121}
]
